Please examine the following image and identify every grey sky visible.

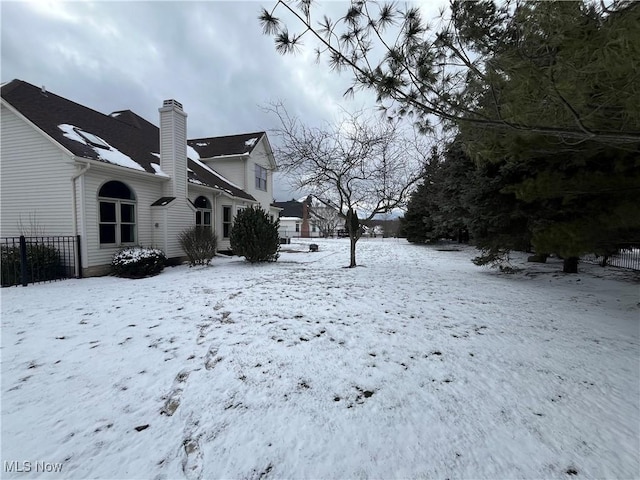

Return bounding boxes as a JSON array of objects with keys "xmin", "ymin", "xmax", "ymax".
[{"xmin": 1, "ymin": 1, "xmax": 446, "ymax": 201}]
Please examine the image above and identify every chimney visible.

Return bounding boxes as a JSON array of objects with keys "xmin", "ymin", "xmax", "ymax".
[
  {"xmin": 301, "ymin": 200, "xmax": 310, "ymax": 238},
  {"xmin": 159, "ymin": 99, "xmax": 187, "ymax": 198}
]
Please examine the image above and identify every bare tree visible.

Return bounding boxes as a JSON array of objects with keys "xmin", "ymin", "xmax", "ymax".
[
  {"xmin": 267, "ymin": 102, "xmax": 422, "ymax": 267},
  {"xmin": 309, "ymin": 197, "xmax": 344, "ymax": 237}
]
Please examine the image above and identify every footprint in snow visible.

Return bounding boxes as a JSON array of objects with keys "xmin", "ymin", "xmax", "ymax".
[
  {"xmin": 182, "ymin": 437, "xmax": 203, "ymax": 480},
  {"xmin": 204, "ymin": 346, "xmax": 222, "ymax": 370},
  {"xmin": 160, "ymin": 370, "xmax": 190, "ymax": 416}
]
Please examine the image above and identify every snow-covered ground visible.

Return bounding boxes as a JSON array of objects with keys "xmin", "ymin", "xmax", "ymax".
[{"xmin": 2, "ymin": 238, "xmax": 639, "ymax": 479}]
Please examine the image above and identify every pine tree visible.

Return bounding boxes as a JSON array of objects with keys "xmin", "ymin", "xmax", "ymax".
[{"xmin": 229, "ymin": 206, "xmax": 280, "ymax": 263}]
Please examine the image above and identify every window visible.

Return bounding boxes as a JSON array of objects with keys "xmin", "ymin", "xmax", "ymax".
[
  {"xmin": 99, "ymin": 181, "xmax": 136, "ymax": 245},
  {"xmin": 194, "ymin": 196, "xmax": 212, "ymax": 231},
  {"xmin": 295, "ymin": 223, "xmax": 300, "ymax": 233},
  {"xmin": 255, "ymin": 164, "xmax": 268, "ymax": 191},
  {"xmin": 223, "ymin": 206, "xmax": 232, "ymax": 238},
  {"xmin": 74, "ymin": 128, "xmax": 110, "ymax": 150}
]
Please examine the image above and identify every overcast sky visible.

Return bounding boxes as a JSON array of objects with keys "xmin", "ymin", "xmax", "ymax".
[{"xmin": 1, "ymin": 1, "xmax": 447, "ymax": 201}]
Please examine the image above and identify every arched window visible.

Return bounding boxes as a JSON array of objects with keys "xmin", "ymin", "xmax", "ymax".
[
  {"xmin": 194, "ymin": 196, "xmax": 212, "ymax": 230},
  {"xmin": 98, "ymin": 181, "xmax": 136, "ymax": 245}
]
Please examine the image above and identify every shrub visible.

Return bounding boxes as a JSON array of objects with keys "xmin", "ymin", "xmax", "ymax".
[
  {"xmin": 1, "ymin": 243, "xmax": 63, "ymax": 287},
  {"xmin": 111, "ymin": 246, "xmax": 166, "ymax": 279},
  {"xmin": 472, "ymin": 248, "xmax": 522, "ymax": 273},
  {"xmin": 230, "ymin": 206, "xmax": 280, "ymax": 263},
  {"xmin": 179, "ymin": 227, "xmax": 218, "ymax": 266}
]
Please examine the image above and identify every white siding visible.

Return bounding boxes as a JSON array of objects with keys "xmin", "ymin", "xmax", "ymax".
[
  {"xmin": 203, "ymin": 157, "xmax": 246, "ymax": 189},
  {"xmin": 81, "ymin": 169, "xmax": 165, "ymax": 268},
  {"xmin": 278, "ymin": 218, "xmax": 299, "ymax": 239},
  {"xmin": 0, "ymin": 105, "xmax": 76, "ymax": 236},
  {"xmin": 246, "ymin": 141, "xmax": 275, "ymax": 213},
  {"xmin": 163, "ymin": 199, "xmax": 195, "ymax": 258},
  {"xmin": 158, "ymin": 100, "xmax": 193, "ymax": 259},
  {"xmin": 159, "ymin": 100, "xmax": 188, "ymax": 199}
]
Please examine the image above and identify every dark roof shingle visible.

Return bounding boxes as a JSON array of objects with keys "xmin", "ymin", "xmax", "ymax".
[
  {"xmin": 188, "ymin": 132, "xmax": 265, "ymax": 158},
  {"xmin": 1, "ymin": 79, "xmax": 253, "ymax": 200}
]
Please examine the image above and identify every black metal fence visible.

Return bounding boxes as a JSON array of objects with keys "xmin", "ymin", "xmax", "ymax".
[
  {"xmin": 581, "ymin": 246, "xmax": 640, "ymax": 271},
  {"xmin": 1, "ymin": 236, "xmax": 81, "ymax": 287}
]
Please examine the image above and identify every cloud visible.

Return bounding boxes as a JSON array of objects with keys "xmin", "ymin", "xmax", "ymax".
[{"xmin": 1, "ymin": 1, "xmax": 446, "ymax": 201}]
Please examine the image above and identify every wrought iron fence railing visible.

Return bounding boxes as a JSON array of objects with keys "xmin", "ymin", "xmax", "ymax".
[
  {"xmin": 1, "ymin": 235, "xmax": 81, "ymax": 287},
  {"xmin": 581, "ymin": 246, "xmax": 640, "ymax": 271}
]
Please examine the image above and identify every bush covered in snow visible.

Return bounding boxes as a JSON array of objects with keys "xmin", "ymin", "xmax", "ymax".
[
  {"xmin": 230, "ymin": 206, "xmax": 279, "ymax": 263},
  {"xmin": 179, "ymin": 227, "xmax": 218, "ymax": 266},
  {"xmin": 111, "ymin": 247, "xmax": 166, "ymax": 279}
]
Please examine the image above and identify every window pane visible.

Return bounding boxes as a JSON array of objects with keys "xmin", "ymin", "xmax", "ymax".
[
  {"xmin": 100, "ymin": 224, "xmax": 116, "ymax": 244},
  {"xmin": 194, "ymin": 196, "xmax": 209, "ymax": 209},
  {"xmin": 121, "ymin": 203, "xmax": 135, "ymax": 223},
  {"xmin": 223, "ymin": 224, "xmax": 230, "ymax": 238},
  {"xmin": 196, "ymin": 211, "xmax": 202, "ymax": 225},
  {"xmin": 100, "ymin": 181, "xmax": 134, "ymax": 199},
  {"xmin": 121, "ymin": 224, "xmax": 135, "ymax": 243},
  {"xmin": 100, "ymin": 202, "xmax": 116, "ymax": 222},
  {"xmin": 223, "ymin": 206, "xmax": 231, "ymax": 222},
  {"xmin": 204, "ymin": 211, "xmax": 211, "ymax": 226}
]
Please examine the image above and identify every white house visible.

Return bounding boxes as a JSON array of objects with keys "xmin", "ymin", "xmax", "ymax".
[
  {"xmin": 274, "ymin": 195, "xmax": 343, "ymax": 239},
  {"xmin": 0, "ymin": 79, "xmax": 280, "ymax": 276}
]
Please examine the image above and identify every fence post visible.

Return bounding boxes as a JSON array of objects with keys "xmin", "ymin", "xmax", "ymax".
[
  {"xmin": 76, "ymin": 235, "xmax": 83, "ymax": 279},
  {"xmin": 19, "ymin": 235, "xmax": 28, "ymax": 287}
]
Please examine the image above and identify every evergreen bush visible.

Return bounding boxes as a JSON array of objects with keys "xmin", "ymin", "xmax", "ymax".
[
  {"xmin": 179, "ymin": 227, "xmax": 218, "ymax": 266},
  {"xmin": 111, "ymin": 246, "xmax": 166, "ymax": 279},
  {"xmin": 230, "ymin": 206, "xmax": 279, "ymax": 263},
  {"xmin": 1, "ymin": 244, "xmax": 63, "ymax": 286}
]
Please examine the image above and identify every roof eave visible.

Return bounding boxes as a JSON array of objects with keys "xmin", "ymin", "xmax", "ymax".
[
  {"xmin": 73, "ymin": 156, "xmax": 168, "ymax": 180},
  {"xmin": 259, "ymin": 133, "xmax": 278, "ymax": 171}
]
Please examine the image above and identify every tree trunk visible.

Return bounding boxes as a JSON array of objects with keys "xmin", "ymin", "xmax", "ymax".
[
  {"xmin": 563, "ymin": 256, "xmax": 579, "ymax": 273},
  {"xmin": 349, "ymin": 234, "xmax": 357, "ymax": 267},
  {"xmin": 346, "ymin": 208, "xmax": 359, "ymax": 268}
]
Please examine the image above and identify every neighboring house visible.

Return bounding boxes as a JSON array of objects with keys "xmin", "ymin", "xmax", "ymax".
[
  {"xmin": 274, "ymin": 195, "xmax": 343, "ymax": 239},
  {"xmin": 0, "ymin": 79, "xmax": 279, "ymax": 276},
  {"xmin": 274, "ymin": 199, "xmax": 317, "ymax": 239}
]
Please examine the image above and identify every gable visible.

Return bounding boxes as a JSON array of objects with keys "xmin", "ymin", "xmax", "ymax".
[{"xmin": 188, "ymin": 158, "xmax": 255, "ymax": 201}]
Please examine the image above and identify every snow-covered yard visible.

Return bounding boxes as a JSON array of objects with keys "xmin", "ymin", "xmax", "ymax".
[{"xmin": 1, "ymin": 238, "xmax": 638, "ymax": 479}]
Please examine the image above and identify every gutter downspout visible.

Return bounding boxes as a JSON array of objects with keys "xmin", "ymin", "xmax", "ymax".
[
  {"xmin": 213, "ymin": 191, "xmax": 221, "ymax": 253},
  {"xmin": 71, "ymin": 161, "xmax": 90, "ymax": 277}
]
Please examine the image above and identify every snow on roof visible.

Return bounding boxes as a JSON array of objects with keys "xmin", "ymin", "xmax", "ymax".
[
  {"xmin": 58, "ymin": 124, "xmax": 145, "ymax": 172},
  {"xmin": 189, "ymin": 156, "xmax": 244, "ymax": 191},
  {"xmin": 150, "ymin": 163, "xmax": 168, "ymax": 177},
  {"xmin": 187, "ymin": 145, "xmax": 200, "ymax": 160},
  {"xmin": 244, "ymin": 137, "xmax": 258, "ymax": 148}
]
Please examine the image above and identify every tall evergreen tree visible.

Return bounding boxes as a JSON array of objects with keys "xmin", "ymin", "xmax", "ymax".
[
  {"xmin": 456, "ymin": 1, "xmax": 640, "ymax": 272},
  {"xmin": 402, "ymin": 142, "xmax": 474, "ymax": 243}
]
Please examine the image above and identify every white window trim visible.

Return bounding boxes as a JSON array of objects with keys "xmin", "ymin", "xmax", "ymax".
[
  {"xmin": 98, "ymin": 198, "xmax": 136, "ymax": 247},
  {"xmin": 255, "ymin": 164, "xmax": 268, "ymax": 192},
  {"xmin": 222, "ymin": 205, "xmax": 233, "ymax": 239}
]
